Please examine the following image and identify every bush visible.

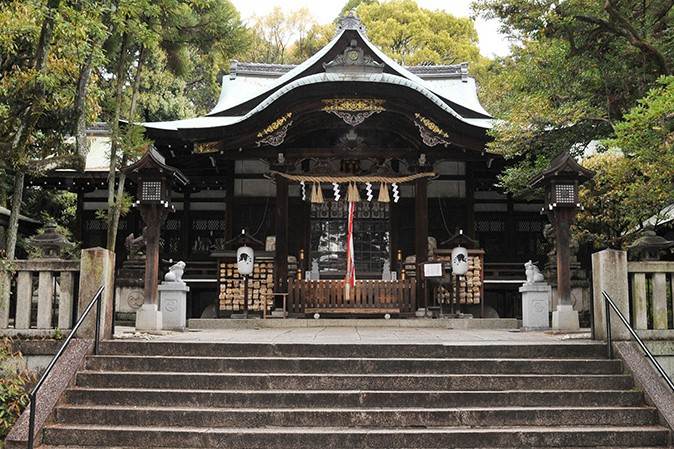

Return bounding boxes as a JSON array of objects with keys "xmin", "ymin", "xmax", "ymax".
[{"xmin": 0, "ymin": 339, "xmax": 35, "ymax": 440}]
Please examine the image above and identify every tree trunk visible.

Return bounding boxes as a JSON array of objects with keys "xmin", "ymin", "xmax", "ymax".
[
  {"xmin": 106, "ymin": 44, "xmax": 145, "ymax": 251},
  {"xmin": 5, "ymin": 172, "xmax": 25, "ymax": 261},
  {"xmin": 4, "ymin": 0, "xmax": 61, "ymax": 261},
  {"xmin": 106, "ymin": 34, "xmax": 129, "ymax": 251},
  {"xmin": 74, "ymin": 48, "xmax": 96, "ymax": 161}
]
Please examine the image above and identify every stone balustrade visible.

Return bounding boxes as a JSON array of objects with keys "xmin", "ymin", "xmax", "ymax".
[
  {"xmin": 0, "ymin": 259, "xmax": 80, "ymax": 336},
  {"xmin": 0, "ymin": 247, "xmax": 115, "ymax": 338},
  {"xmin": 592, "ymin": 249, "xmax": 674, "ymax": 340},
  {"xmin": 628, "ymin": 261, "xmax": 674, "ymax": 334}
]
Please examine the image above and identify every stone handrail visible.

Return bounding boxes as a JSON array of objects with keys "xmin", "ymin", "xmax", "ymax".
[{"xmin": 1, "ymin": 259, "xmax": 80, "ymax": 335}]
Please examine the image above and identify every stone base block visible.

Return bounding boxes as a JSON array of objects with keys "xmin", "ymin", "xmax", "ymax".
[
  {"xmin": 271, "ymin": 310, "xmax": 287, "ymax": 318},
  {"xmin": 552, "ymin": 304, "xmax": 580, "ymax": 330},
  {"xmin": 519, "ymin": 282, "xmax": 551, "ymax": 329},
  {"xmin": 115, "ymin": 286, "xmax": 144, "ymax": 314},
  {"xmin": 135, "ymin": 304, "xmax": 162, "ymax": 331},
  {"xmin": 158, "ymin": 282, "xmax": 189, "ymax": 331}
]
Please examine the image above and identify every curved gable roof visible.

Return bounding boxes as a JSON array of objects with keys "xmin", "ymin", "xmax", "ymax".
[{"xmin": 209, "ymin": 11, "xmax": 491, "ymax": 121}]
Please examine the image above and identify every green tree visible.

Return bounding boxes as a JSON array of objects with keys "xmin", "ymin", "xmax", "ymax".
[
  {"xmin": 0, "ymin": 0, "xmax": 102, "ymax": 260},
  {"xmin": 244, "ymin": 7, "xmax": 325, "ymax": 65},
  {"xmin": 474, "ymin": 0, "xmax": 674, "ymax": 197},
  {"xmin": 356, "ymin": 0, "xmax": 484, "ymax": 67},
  {"xmin": 550, "ymin": 77, "xmax": 673, "ymax": 250},
  {"xmin": 101, "ymin": 0, "xmax": 248, "ymax": 250}
]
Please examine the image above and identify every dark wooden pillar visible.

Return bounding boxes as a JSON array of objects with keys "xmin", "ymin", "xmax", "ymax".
[
  {"xmin": 181, "ymin": 190, "xmax": 191, "ymax": 260},
  {"xmin": 139, "ymin": 205, "xmax": 167, "ymax": 306},
  {"xmin": 274, "ymin": 173, "xmax": 289, "ymax": 306},
  {"xmin": 415, "ymin": 174, "xmax": 429, "ymax": 309},
  {"xmin": 390, "ymin": 199, "xmax": 400, "ymax": 272},
  {"xmin": 224, "ymin": 161, "xmax": 235, "ymax": 241},
  {"xmin": 505, "ymin": 193, "xmax": 515, "ymax": 256},
  {"xmin": 464, "ymin": 162, "xmax": 476, "ymax": 238},
  {"xmin": 302, "ymin": 200, "xmax": 311, "ymax": 275},
  {"xmin": 74, "ymin": 190, "xmax": 84, "ymax": 243},
  {"xmin": 554, "ymin": 208, "xmax": 574, "ymax": 306}
]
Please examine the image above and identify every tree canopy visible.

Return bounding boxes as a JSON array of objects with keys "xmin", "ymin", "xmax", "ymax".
[
  {"xmin": 356, "ymin": 0, "xmax": 484, "ymax": 67},
  {"xmin": 474, "ymin": 0, "xmax": 673, "ymax": 248}
]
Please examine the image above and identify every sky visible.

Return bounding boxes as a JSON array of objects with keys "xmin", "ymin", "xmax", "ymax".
[{"xmin": 229, "ymin": 0, "xmax": 511, "ymax": 58}]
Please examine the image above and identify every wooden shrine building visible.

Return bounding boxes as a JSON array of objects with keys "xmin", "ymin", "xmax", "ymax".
[{"xmin": 39, "ymin": 12, "xmax": 547, "ymax": 318}]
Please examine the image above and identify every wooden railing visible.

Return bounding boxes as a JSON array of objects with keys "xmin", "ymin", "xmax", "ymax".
[
  {"xmin": 1, "ymin": 259, "xmax": 80, "ymax": 333},
  {"xmin": 628, "ymin": 261, "xmax": 674, "ymax": 330},
  {"xmin": 287, "ymin": 279, "xmax": 416, "ymax": 315}
]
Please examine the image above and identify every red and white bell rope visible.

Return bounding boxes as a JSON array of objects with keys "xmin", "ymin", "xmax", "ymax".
[{"xmin": 344, "ymin": 201, "xmax": 356, "ymax": 300}]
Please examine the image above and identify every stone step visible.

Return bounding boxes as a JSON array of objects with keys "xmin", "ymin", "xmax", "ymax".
[
  {"xmin": 54, "ymin": 405, "xmax": 658, "ymax": 428},
  {"xmin": 42, "ymin": 424, "xmax": 670, "ymax": 448},
  {"xmin": 75, "ymin": 371, "xmax": 635, "ymax": 391},
  {"xmin": 36, "ymin": 446, "xmax": 674, "ymax": 449},
  {"xmin": 85, "ymin": 355, "xmax": 623, "ymax": 375},
  {"xmin": 99, "ymin": 341, "xmax": 609, "ymax": 359},
  {"xmin": 64, "ymin": 387, "xmax": 645, "ymax": 408},
  {"xmin": 35, "ymin": 447, "xmax": 674, "ymax": 449}
]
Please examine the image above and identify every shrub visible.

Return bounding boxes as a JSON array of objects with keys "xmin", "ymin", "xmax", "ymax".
[{"xmin": 0, "ymin": 339, "xmax": 35, "ymax": 440}]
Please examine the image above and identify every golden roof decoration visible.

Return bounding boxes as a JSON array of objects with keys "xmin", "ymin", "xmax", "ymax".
[
  {"xmin": 414, "ymin": 113, "xmax": 449, "ymax": 138},
  {"xmin": 194, "ymin": 141, "xmax": 220, "ymax": 154},
  {"xmin": 321, "ymin": 99, "xmax": 385, "ymax": 113},
  {"xmin": 257, "ymin": 112, "xmax": 293, "ymax": 138}
]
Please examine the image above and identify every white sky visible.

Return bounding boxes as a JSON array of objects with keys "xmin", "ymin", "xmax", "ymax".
[{"xmin": 230, "ymin": 0, "xmax": 511, "ymax": 58}]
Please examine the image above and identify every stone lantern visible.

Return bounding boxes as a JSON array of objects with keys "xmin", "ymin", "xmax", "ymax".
[
  {"xmin": 123, "ymin": 148, "xmax": 188, "ymax": 331},
  {"xmin": 531, "ymin": 150, "xmax": 594, "ymax": 330},
  {"xmin": 29, "ymin": 223, "xmax": 72, "ymax": 259},
  {"xmin": 628, "ymin": 227, "xmax": 674, "ymax": 261}
]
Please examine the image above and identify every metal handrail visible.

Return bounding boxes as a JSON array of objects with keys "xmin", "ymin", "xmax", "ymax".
[
  {"xmin": 602, "ymin": 290, "xmax": 674, "ymax": 392},
  {"xmin": 26, "ymin": 285, "xmax": 105, "ymax": 449}
]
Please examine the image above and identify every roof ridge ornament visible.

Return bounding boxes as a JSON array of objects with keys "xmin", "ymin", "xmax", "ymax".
[
  {"xmin": 337, "ymin": 9, "xmax": 367, "ymax": 35},
  {"xmin": 323, "ymin": 39, "xmax": 384, "ymax": 74}
]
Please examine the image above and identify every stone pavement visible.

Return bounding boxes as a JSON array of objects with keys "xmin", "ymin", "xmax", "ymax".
[{"xmin": 114, "ymin": 325, "xmax": 593, "ymax": 345}]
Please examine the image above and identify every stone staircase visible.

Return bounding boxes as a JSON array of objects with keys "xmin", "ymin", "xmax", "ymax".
[{"xmin": 39, "ymin": 341, "xmax": 672, "ymax": 448}]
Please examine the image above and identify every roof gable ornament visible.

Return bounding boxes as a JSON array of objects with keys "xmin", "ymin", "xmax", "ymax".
[
  {"xmin": 321, "ymin": 98, "xmax": 386, "ymax": 127},
  {"xmin": 336, "ymin": 9, "xmax": 367, "ymax": 35},
  {"xmin": 323, "ymin": 39, "xmax": 384, "ymax": 74}
]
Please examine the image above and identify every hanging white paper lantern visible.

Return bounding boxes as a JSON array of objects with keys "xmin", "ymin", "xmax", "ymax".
[
  {"xmin": 236, "ymin": 246, "xmax": 255, "ymax": 276},
  {"xmin": 451, "ymin": 246, "xmax": 468, "ymax": 276}
]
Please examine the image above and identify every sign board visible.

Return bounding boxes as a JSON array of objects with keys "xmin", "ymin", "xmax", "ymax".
[{"xmin": 423, "ymin": 262, "xmax": 444, "ymax": 278}]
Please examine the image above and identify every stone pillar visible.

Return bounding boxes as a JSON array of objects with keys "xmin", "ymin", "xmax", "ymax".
[
  {"xmin": 77, "ymin": 247, "xmax": 115, "ymax": 339},
  {"xmin": 519, "ymin": 282, "xmax": 551, "ymax": 329},
  {"xmin": 592, "ymin": 249, "xmax": 630, "ymax": 340},
  {"xmin": 159, "ymin": 281, "xmax": 189, "ymax": 331},
  {"xmin": 0, "ymin": 271, "xmax": 10, "ymax": 329}
]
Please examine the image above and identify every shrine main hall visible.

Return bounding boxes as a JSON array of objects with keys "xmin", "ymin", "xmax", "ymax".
[{"xmin": 43, "ymin": 12, "xmax": 548, "ymax": 320}]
